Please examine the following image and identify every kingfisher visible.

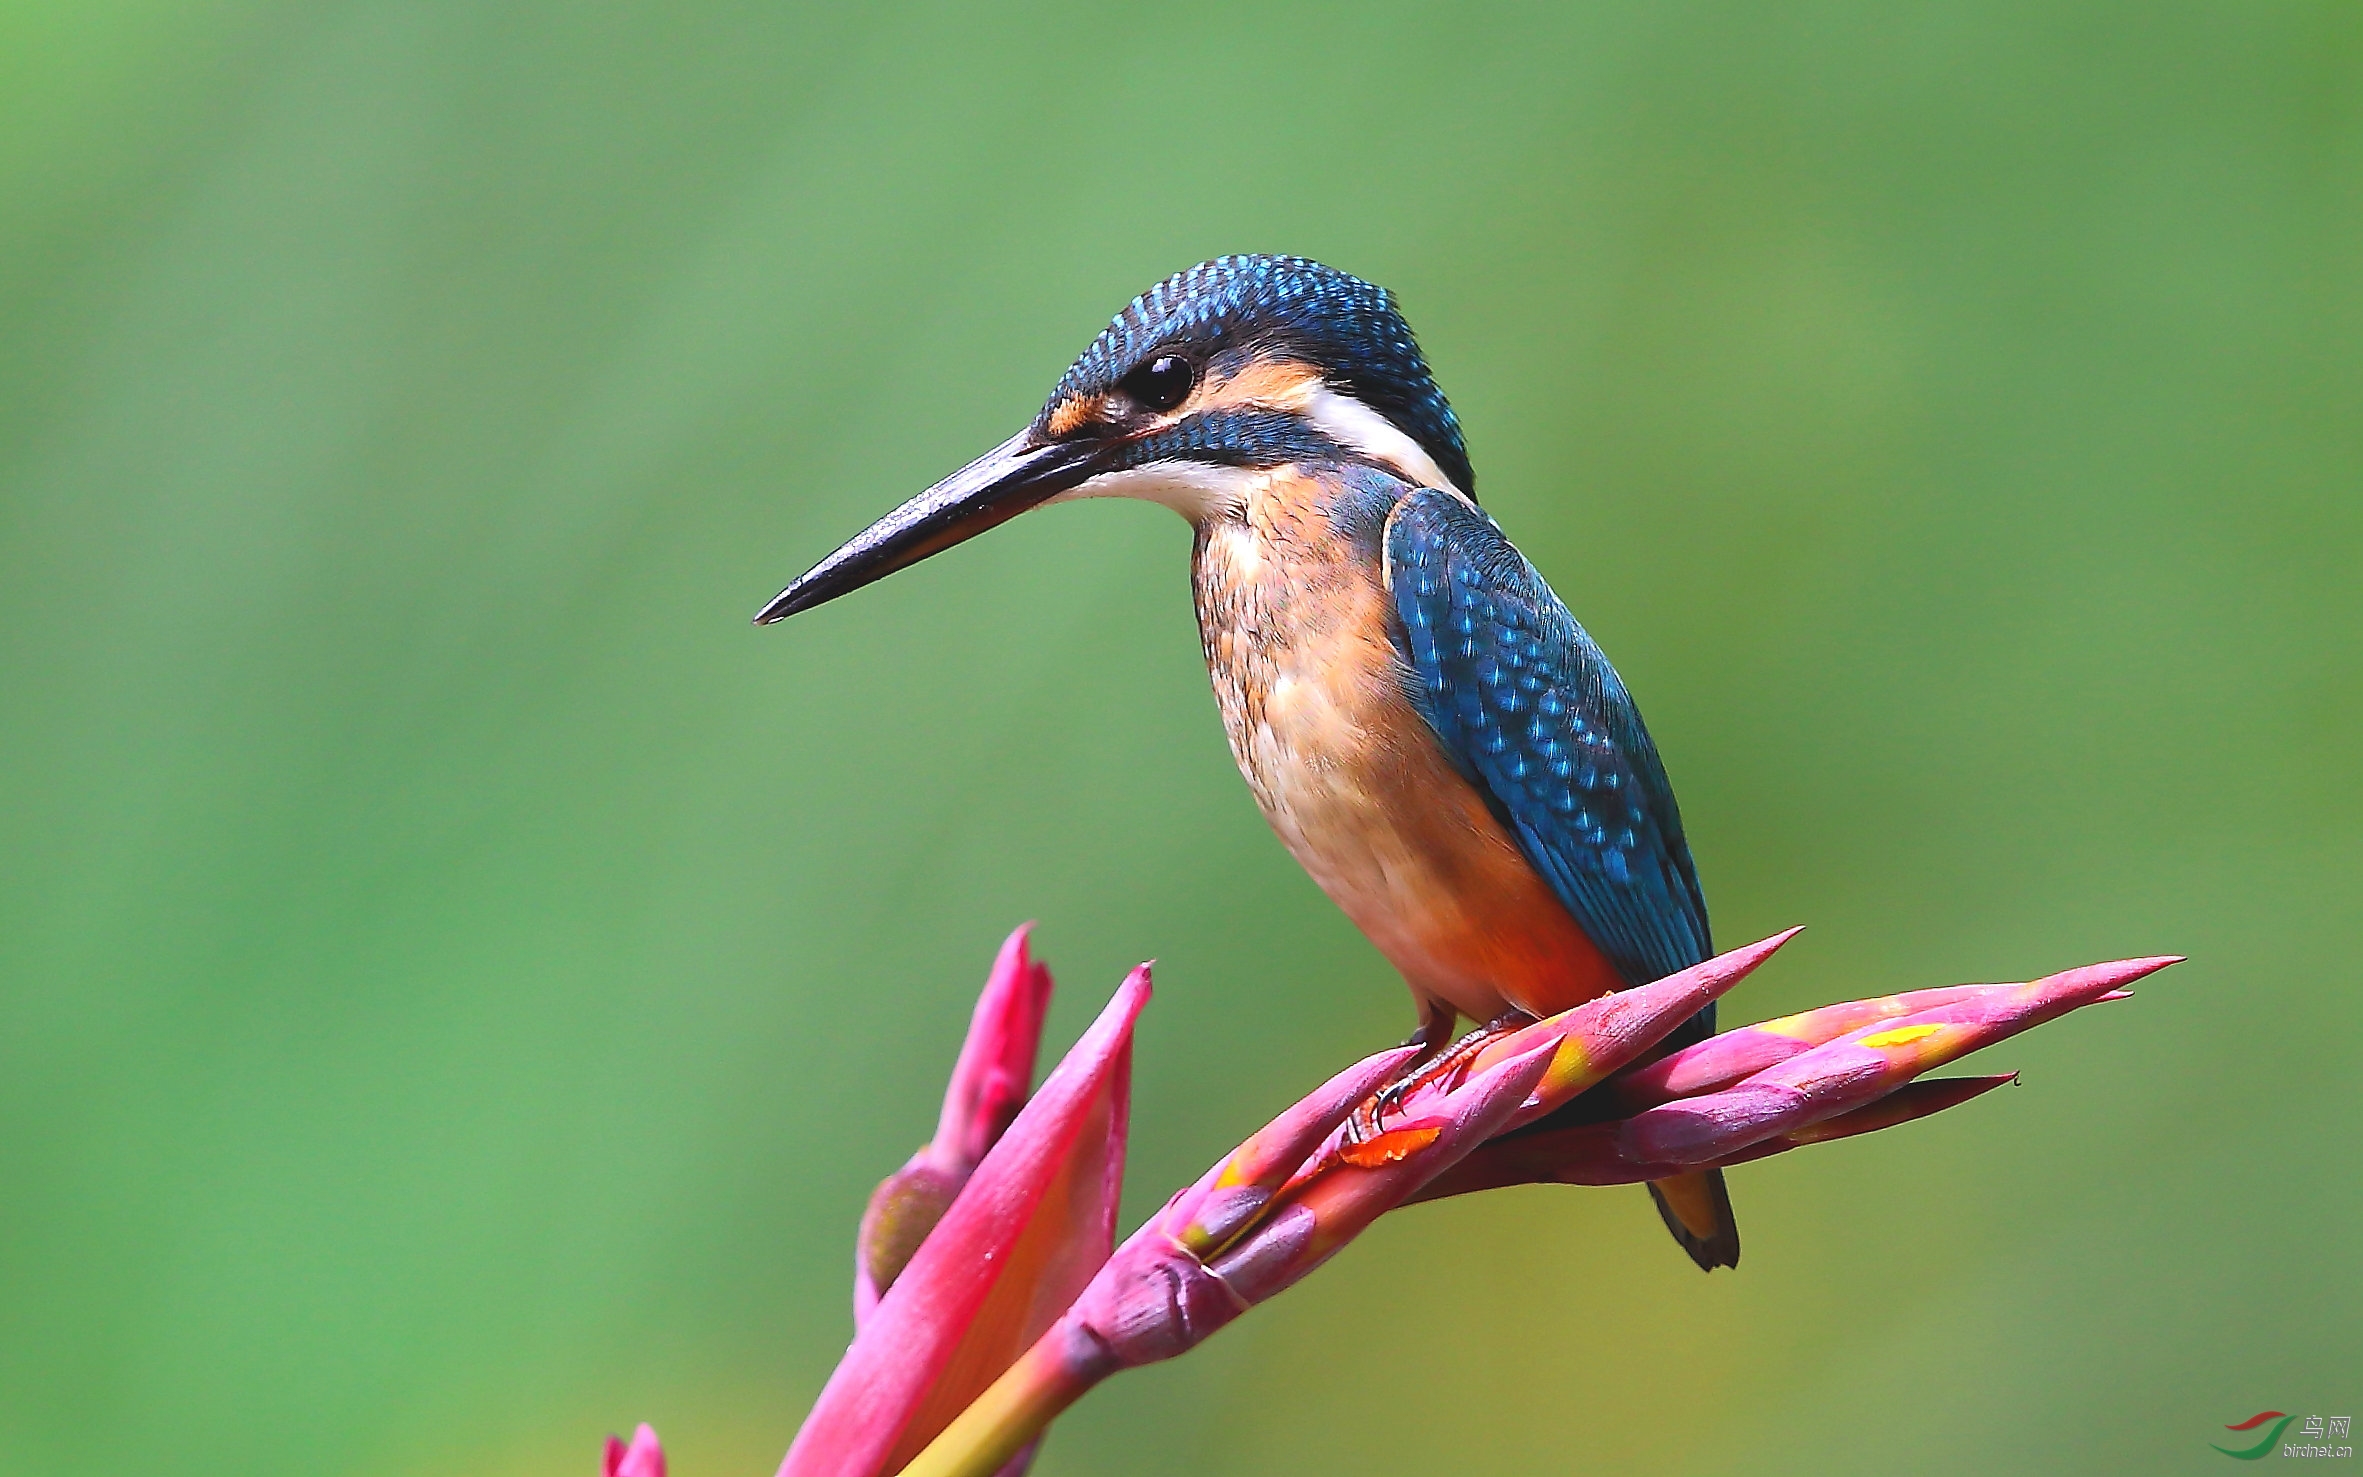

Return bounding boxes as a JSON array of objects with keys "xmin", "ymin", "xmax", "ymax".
[{"xmin": 756, "ymin": 255, "xmax": 1739, "ymax": 1270}]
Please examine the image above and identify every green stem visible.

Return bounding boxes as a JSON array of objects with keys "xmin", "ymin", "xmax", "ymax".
[{"xmin": 896, "ymin": 1326, "xmax": 1109, "ymax": 1477}]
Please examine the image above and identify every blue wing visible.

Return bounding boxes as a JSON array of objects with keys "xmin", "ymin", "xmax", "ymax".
[{"xmin": 1385, "ymin": 488, "xmax": 1711, "ymax": 989}]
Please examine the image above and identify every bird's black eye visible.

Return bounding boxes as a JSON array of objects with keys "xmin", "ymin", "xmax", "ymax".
[{"xmin": 1120, "ymin": 354, "xmax": 1195, "ymax": 413}]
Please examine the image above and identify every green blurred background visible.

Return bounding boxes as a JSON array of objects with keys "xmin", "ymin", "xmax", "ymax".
[{"xmin": 4, "ymin": 4, "xmax": 2357, "ymax": 1474}]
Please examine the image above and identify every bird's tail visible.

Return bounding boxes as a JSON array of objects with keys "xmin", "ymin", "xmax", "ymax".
[{"xmin": 1648, "ymin": 1169, "xmax": 1740, "ymax": 1271}]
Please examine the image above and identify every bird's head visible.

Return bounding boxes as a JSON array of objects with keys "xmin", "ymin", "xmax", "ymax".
[{"xmin": 755, "ymin": 254, "xmax": 1470, "ymax": 623}]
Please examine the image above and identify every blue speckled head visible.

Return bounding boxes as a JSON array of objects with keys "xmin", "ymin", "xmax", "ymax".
[{"xmin": 1046, "ymin": 255, "xmax": 1475, "ymax": 496}]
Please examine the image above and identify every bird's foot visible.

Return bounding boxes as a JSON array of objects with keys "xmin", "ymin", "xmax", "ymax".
[{"xmin": 1342, "ymin": 1010, "xmax": 1533, "ymax": 1157}]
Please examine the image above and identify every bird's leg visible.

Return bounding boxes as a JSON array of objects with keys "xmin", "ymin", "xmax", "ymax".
[
  {"xmin": 1343, "ymin": 1001, "xmax": 1454, "ymax": 1147},
  {"xmin": 1344, "ymin": 1004, "xmax": 1530, "ymax": 1147},
  {"xmin": 1380, "ymin": 1011, "xmax": 1534, "ymax": 1117},
  {"xmin": 1403, "ymin": 998, "xmax": 1460, "ymax": 1058}
]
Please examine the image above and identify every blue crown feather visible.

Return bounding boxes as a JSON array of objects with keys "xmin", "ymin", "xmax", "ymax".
[{"xmin": 1046, "ymin": 255, "xmax": 1476, "ymax": 497}]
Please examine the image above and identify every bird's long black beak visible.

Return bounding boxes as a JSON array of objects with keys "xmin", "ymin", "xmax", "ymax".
[{"xmin": 753, "ymin": 429, "xmax": 1106, "ymax": 624}]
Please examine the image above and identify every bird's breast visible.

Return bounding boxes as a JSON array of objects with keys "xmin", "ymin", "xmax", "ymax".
[{"xmin": 1190, "ymin": 469, "xmax": 1623, "ymax": 1022}]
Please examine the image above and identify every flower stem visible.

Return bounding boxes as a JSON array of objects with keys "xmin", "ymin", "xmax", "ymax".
[{"xmin": 896, "ymin": 1329, "xmax": 1107, "ymax": 1477}]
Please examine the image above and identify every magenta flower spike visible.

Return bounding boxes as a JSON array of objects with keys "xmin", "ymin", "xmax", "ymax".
[
  {"xmin": 1619, "ymin": 955, "xmax": 2179, "ymax": 1166},
  {"xmin": 935, "ymin": 927, "xmax": 1059, "ymax": 1167},
  {"xmin": 629, "ymin": 926, "xmax": 2164, "ymax": 1477},
  {"xmin": 602, "ymin": 1425, "xmax": 665, "ymax": 1477},
  {"xmin": 1161, "ymin": 1045, "xmax": 1425, "ymax": 1257},
  {"xmin": 1757, "ymin": 1073, "xmax": 2019, "ymax": 1152},
  {"xmin": 856, "ymin": 926, "xmax": 1056, "ymax": 1324},
  {"xmin": 893, "ymin": 931, "xmax": 1805, "ymax": 1477},
  {"xmin": 1413, "ymin": 1074, "xmax": 2022, "ymax": 1199},
  {"xmin": 1606, "ymin": 982, "xmax": 1996, "ymax": 1110},
  {"xmin": 898, "ymin": 1042, "xmax": 1560, "ymax": 1477},
  {"xmin": 1606, "ymin": 978, "xmax": 2139, "ymax": 1111},
  {"xmin": 1225, "ymin": 1044, "xmax": 1555, "ymax": 1291},
  {"xmin": 778, "ymin": 964, "xmax": 1147, "ymax": 1477},
  {"xmin": 1459, "ymin": 928, "xmax": 1803, "ymax": 1127}
]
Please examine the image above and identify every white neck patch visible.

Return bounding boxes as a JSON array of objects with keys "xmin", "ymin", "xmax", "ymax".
[{"xmin": 1297, "ymin": 385, "xmax": 1459, "ymax": 494}]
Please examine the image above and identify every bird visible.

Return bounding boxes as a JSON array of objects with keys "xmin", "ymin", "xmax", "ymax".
[{"xmin": 755, "ymin": 255, "xmax": 1739, "ymax": 1270}]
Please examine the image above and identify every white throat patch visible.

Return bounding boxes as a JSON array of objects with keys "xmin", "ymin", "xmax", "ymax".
[{"xmin": 1052, "ymin": 459, "xmax": 1267, "ymax": 521}]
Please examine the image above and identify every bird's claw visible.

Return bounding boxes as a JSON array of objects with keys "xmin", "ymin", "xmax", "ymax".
[{"xmin": 1342, "ymin": 1010, "xmax": 1532, "ymax": 1149}]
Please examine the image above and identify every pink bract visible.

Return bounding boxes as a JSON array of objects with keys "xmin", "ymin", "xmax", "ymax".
[{"xmin": 778, "ymin": 962, "xmax": 1145, "ymax": 1477}]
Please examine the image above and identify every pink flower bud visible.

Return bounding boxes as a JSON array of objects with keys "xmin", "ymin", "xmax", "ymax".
[{"xmin": 603, "ymin": 1425, "xmax": 665, "ymax": 1477}]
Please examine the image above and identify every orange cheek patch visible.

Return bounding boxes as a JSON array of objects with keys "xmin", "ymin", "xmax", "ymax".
[
  {"xmin": 1045, "ymin": 394, "xmax": 1103, "ymax": 438},
  {"xmin": 1199, "ymin": 357, "xmax": 1323, "ymax": 414}
]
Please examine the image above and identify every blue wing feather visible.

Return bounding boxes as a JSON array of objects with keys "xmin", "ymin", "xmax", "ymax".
[{"xmin": 1386, "ymin": 488, "xmax": 1711, "ymax": 989}]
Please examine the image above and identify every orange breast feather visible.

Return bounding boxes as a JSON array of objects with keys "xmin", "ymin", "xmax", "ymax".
[{"xmin": 1193, "ymin": 471, "xmax": 1623, "ymax": 1023}]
